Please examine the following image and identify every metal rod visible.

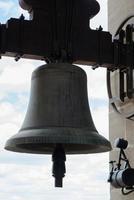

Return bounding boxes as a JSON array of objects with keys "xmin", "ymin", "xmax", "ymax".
[
  {"xmin": 52, "ymin": 144, "xmax": 66, "ymax": 187},
  {"xmin": 119, "ymin": 69, "xmax": 125, "ymax": 102}
]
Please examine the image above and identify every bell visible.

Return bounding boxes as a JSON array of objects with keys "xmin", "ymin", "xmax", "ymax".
[
  {"xmin": 5, "ymin": 63, "xmax": 111, "ymax": 154},
  {"xmin": 5, "ymin": 63, "xmax": 111, "ymax": 187}
]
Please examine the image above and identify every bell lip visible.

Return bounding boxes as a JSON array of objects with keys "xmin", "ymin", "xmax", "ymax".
[{"xmin": 5, "ymin": 127, "xmax": 112, "ymax": 154}]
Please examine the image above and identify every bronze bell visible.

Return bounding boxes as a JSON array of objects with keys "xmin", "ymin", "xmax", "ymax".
[
  {"xmin": 5, "ymin": 63, "xmax": 111, "ymax": 153},
  {"xmin": 5, "ymin": 63, "xmax": 111, "ymax": 187}
]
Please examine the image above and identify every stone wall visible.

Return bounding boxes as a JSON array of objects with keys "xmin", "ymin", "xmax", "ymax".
[{"xmin": 108, "ymin": 0, "xmax": 134, "ymax": 199}]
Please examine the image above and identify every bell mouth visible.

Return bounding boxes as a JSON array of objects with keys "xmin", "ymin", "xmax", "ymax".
[
  {"xmin": 5, "ymin": 127, "xmax": 112, "ymax": 154},
  {"xmin": 5, "ymin": 143, "xmax": 111, "ymax": 154}
]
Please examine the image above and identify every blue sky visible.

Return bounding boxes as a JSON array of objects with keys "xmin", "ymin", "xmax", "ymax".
[
  {"xmin": 0, "ymin": 1, "xmax": 110, "ymax": 200},
  {"xmin": 0, "ymin": 0, "xmax": 28, "ymax": 22}
]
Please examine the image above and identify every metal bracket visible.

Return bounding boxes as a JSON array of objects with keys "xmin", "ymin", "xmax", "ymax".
[{"xmin": 107, "ymin": 16, "xmax": 134, "ymax": 120}]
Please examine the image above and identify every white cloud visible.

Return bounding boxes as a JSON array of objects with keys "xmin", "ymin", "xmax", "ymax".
[
  {"xmin": 0, "ymin": 1, "xmax": 15, "ymax": 15},
  {"xmin": 0, "ymin": 154, "xmax": 110, "ymax": 200},
  {"xmin": 0, "ymin": 122, "xmax": 19, "ymax": 144},
  {"xmin": 82, "ymin": 66, "xmax": 108, "ymax": 101},
  {"xmin": 0, "ymin": 58, "xmax": 36, "ymax": 93},
  {"xmin": 0, "ymin": 57, "xmax": 44, "ymax": 104},
  {"xmin": 0, "ymin": 0, "xmax": 29, "ymax": 22},
  {"xmin": 92, "ymin": 105, "xmax": 109, "ymax": 138},
  {"xmin": 90, "ymin": 0, "xmax": 108, "ymax": 31}
]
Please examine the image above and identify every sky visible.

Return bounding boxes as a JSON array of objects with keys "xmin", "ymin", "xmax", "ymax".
[{"xmin": 0, "ymin": 0, "xmax": 110, "ymax": 200}]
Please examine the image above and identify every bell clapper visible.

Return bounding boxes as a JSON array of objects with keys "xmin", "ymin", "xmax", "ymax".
[{"xmin": 52, "ymin": 144, "xmax": 66, "ymax": 187}]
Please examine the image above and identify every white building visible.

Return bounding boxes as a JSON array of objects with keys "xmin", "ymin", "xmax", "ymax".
[{"xmin": 108, "ymin": 0, "xmax": 134, "ymax": 199}]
